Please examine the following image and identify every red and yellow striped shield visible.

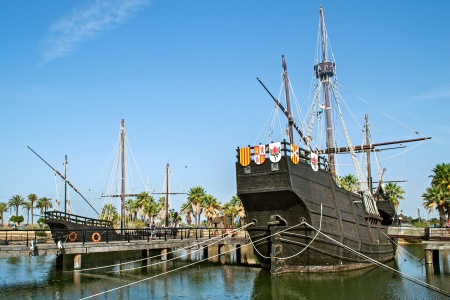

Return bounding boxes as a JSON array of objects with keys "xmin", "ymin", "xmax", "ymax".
[
  {"xmin": 291, "ymin": 143, "xmax": 299, "ymax": 164},
  {"xmin": 239, "ymin": 147, "xmax": 251, "ymax": 166}
]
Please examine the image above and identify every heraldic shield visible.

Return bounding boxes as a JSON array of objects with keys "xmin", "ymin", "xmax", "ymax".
[
  {"xmin": 269, "ymin": 142, "xmax": 281, "ymax": 163},
  {"xmin": 310, "ymin": 152, "xmax": 319, "ymax": 171},
  {"xmin": 291, "ymin": 143, "xmax": 299, "ymax": 164},
  {"xmin": 239, "ymin": 147, "xmax": 251, "ymax": 167},
  {"xmin": 254, "ymin": 145, "xmax": 266, "ymax": 165}
]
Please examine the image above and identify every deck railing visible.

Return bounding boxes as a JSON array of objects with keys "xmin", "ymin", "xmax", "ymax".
[{"xmin": 44, "ymin": 211, "xmax": 113, "ymax": 228}]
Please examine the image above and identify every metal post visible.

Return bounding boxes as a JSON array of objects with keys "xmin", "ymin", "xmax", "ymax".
[{"xmin": 418, "ymin": 207, "xmax": 421, "ymax": 223}]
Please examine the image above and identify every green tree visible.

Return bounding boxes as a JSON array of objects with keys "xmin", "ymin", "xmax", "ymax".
[
  {"xmin": 230, "ymin": 195, "xmax": 246, "ymax": 226},
  {"xmin": 187, "ymin": 186, "xmax": 206, "ymax": 226},
  {"xmin": 202, "ymin": 194, "xmax": 221, "ymax": 226},
  {"xmin": 125, "ymin": 199, "xmax": 137, "ymax": 223},
  {"xmin": 385, "ymin": 183, "xmax": 405, "ymax": 211},
  {"xmin": 222, "ymin": 202, "xmax": 236, "ymax": 227},
  {"xmin": 21, "ymin": 201, "xmax": 33, "ymax": 225},
  {"xmin": 99, "ymin": 203, "xmax": 118, "ymax": 221},
  {"xmin": 8, "ymin": 195, "xmax": 25, "ymax": 216},
  {"xmin": 136, "ymin": 191, "xmax": 152, "ymax": 221},
  {"xmin": 0, "ymin": 202, "xmax": 8, "ymax": 227},
  {"xmin": 429, "ymin": 163, "xmax": 450, "ymax": 221},
  {"xmin": 422, "ymin": 163, "xmax": 450, "ymax": 227},
  {"xmin": 156, "ymin": 196, "xmax": 166, "ymax": 224},
  {"xmin": 422, "ymin": 186, "xmax": 447, "ymax": 227},
  {"xmin": 36, "ymin": 197, "xmax": 53, "ymax": 215},
  {"xmin": 337, "ymin": 174, "xmax": 358, "ymax": 193},
  {"xmin": 180, "ymin": 201, "xmax": 194, "ymax": 226},
  {"xmin": 27, "ymin": 193, "xmax": 38, "ymax": 225},
  {"xmin": 143, "ymin": 198, "xmax": 158, "ymax": 224},
  {"xmin": 10, "ymin": 215, "xmax": 24, "ymax": 226}
]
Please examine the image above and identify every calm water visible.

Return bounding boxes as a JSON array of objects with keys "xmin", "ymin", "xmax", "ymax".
[{"xmin": 1, "ymin": 244, "xmax": 449, "ymax": 300}]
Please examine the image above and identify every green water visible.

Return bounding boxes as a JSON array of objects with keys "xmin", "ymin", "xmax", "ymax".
[{"xmin": 0, "ymin": 244, "xmax": 449, "ymax": 299}]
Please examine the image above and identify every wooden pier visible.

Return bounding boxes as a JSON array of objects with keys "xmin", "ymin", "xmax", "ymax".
[{"xmin": 0, "ymin": 229, "xmax": 252, "ymax": 270}]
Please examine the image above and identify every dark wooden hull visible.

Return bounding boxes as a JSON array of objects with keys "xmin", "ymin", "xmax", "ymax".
[
  {"xmin": 44, "ymin": 211, "xmax": 116, "ymax": 243},
  {"xmin": 236, "ymin": 155, "xmax": 396, "ymax": 273}
]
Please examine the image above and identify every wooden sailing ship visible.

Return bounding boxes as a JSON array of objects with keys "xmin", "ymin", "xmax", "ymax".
[
  {"xmin": 30, "ymin": 119, "xmax": 132, "ymax": 243},
  {"xmin": 235, "ymin": 7, "xmax": 430, "ymax": 273},
  {"xmin": 31, "ymin": 119, "xmax": 181, "ymax": 243}
]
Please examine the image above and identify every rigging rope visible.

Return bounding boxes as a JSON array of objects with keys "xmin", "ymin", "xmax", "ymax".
[
  {"xmin": 76, "ymin": 223, "xmax": 254, "ymax": 274},
  {"xmin": 302, "ymin": 221, "xmax": 450, "ymax": 297}
]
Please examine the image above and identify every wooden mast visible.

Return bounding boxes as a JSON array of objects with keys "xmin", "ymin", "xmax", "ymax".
[
  {"xmin": 165, "ymin": 163, "xmax": 169, "ymax": 227},
  {"xmin": 364, "ymin": 114, "xmax": 373, "ymax": 193},
  {"xmin": 282, "ymin": 55, "xmax": 294, "ymax": 144},
  {"xmin": 315, "ymin": 6, "xmax": 336, "ymax": 179},
  {"xmin": 120, "ymin": 119, "xmax": 126, "ymax": 231},
  {"xmin": 64, "ymin": 154, "xmax": 68, "ymax": 213}
]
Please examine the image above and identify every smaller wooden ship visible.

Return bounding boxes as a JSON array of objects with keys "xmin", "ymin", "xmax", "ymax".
[{"xmin": 236, "ymin": 7, "xmax": 430, "ymax": 274}]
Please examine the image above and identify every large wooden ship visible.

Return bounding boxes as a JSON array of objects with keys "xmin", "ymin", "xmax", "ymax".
[{"xmin": 236, "ymin": 8, "xmax": 429, "ymax": 274}]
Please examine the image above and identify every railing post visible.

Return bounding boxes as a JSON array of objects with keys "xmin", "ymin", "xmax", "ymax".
[
  {"xmin": 83, "ymin": 230, "xmax": 85, "ymax": 245},
  {"xmin": 106, "ymin": 229, "xmax": 109, "ymax": 244}
]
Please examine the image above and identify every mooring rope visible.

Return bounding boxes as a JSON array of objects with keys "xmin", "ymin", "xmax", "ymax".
[
  {"xmin": 248, "ymin": 204, "xmax": 323, "ymax": 261},
  {"xmin": 75, "ymin": 223, "xmax": 254, "ymax": 273},
  {"xmin": 78, "ymin": 219, "xmax": 449, "ymax": 299},
  {"xmin": 79, "ymin": 227, "xmax": 258, "ymax": 300},
  {"xmin": 303, "ymin": 221, "xmax": 450, "ymax": 297},
  {"xmin": 381, "ymin": 231, "xmax": 422, "ymax": 262}
]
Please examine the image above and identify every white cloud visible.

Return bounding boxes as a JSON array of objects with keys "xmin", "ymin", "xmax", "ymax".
[
  {"xmin": 413, "ymin": 85, "xmax": 450, "ymax": 100},
  {"xmin": 41, "ymin": 0, "xmax": 150, "ymax": 62}
]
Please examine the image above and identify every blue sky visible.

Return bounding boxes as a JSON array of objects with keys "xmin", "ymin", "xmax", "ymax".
[{"xmin": 1, "ymin": 0, "xmax": 449, "ymax": 222}]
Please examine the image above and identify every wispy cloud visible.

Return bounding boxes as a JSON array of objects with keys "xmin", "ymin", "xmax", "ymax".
[
  {"xmin": 413, "ymin": 84, "xmax": 450, "ymax": 100},
  {"xmin": 41, "ymin": 0, "xmax": 151, "ymax": 62}
]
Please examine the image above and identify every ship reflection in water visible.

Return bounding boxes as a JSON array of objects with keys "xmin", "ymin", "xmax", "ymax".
[{"xmin": 0, "ymin": 244, "xmax": 449, "ymax": 299}]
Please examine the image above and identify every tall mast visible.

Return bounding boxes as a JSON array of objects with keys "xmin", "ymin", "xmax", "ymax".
[
  {"xmin": 314, "ymin": 7, "xmax": 336, "ymax": 178},
  {"xmin": 64, "ymin": 155, "xmax": 68, "ymax": 213},
  {"xmin": 364, "ymin": 114, "xmax": 373, "ymax": 193},
  {"xmin": 120, "ymin": 119, "xmax": 126, "ymax": 231},
  {"xmin": 282, "ymin": 55, "xmax": 294, "ymax": 144},
  {"xmin": 165, "ymin": 163, "xmax": 170, "ymax": 227}
]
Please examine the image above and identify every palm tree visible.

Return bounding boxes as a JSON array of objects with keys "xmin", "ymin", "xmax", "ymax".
[
  {"xmin": 202, "ymin": 194, "xmax": 221, "ymax": 226},
  {"xmin": 180, "ymin": 201, "xmax": 194, "ymax": 226},
  {"xmin": 222, "ymin": 202, "xmax": 236, "ymax": 227},
  {"xmin": 99, "ymin": 203, "xmax": 118, "ymax": 221},
  {"xmin": 0, "ymin": 202, "xmax": 8, "ymax": 227},
  {"xmin": 27, "ymin": 193, "xmax": 38, "ymax": 225},
  {"xmin": 385, "ymin": 183, "xmax": 405, "ymax": 211},
  {"xmin": 422, "ymin": 186, "xmax": 447, "ymax": 227},
  {"xmin": 156, "ymin": 196, "xmax": 166, "ymax": 224},
  {"xmin": 136, "ymin": 191, "xmax": 152, "ymax": 221},
  {"xmin": 337, "ymin": 174, "xmax": 358, "ymax": 193},
  {"xmin": 429, "ymin": 163, "xmax": 450, "ymax": 221},
  {"xmin": 21, "ymin": 201, "xmax": 33, "ymax": 225},
  {"xmin": 8, "ymin": 195, "xmax": 25, "ymax": 216},
  {"xmin": 187, "ymin": 186, "xmax": 206, "ymax": 226},
  {"xmin": 36, "ymin": 197, "xmax": 53, "ymax": 215},
  {"xmin": 230, "ymin": 195, "xmax": 246, "ymax": 226},
  {"xmin": 430, "ymin": 163, "xmax": 450, "ymax": 190},
  {"xmin": 143, "ymin": 199, "xmax": 158, "ymax": 224},
  {"xmin": 125, "ymin": 199, "xmax": 137, "ymax": 222}
]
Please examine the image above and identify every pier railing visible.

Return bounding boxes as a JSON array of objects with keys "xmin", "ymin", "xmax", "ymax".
[
  {"xmin": 0, "ymin": 227, "xmax": 248, "ymax": 246},
  {"xmin": 387, "ymin": 226, "xmax": 450, "ymax": 240}
]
